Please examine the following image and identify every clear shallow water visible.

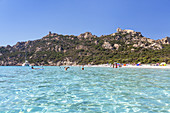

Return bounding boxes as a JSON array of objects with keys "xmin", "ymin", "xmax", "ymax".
[{"xmin": 0, "ymin": 66, "xmax": 169, "ymax": 113}]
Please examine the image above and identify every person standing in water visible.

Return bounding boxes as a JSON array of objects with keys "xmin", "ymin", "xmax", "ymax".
[{"xmin": 82, "ymin": 65, "xmax": 84, "ymax": 70}]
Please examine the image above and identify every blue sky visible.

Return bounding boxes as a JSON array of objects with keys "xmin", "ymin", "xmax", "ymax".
[{"xmin": 0, "ymin": 0, "xmax": 170, "ymax": 46}]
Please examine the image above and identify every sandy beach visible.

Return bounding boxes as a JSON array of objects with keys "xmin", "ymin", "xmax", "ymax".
[
  {"xmin": 84, "ymin": 64, "xmax": 170, "ymax": 69},
  {"xmin": 122, "ymin": 65, "xmax": 170, "ymax": 69}
]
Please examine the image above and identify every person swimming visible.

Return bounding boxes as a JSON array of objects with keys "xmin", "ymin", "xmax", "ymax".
[
  {"xmin": 64, "ymin": 67, "xmax": 69, "ymax": 71},
  {"xmin": 31, "ymin": 66, "xmax": 34, "ymax": 69},
  {"xmin": 31, "ymin": 66, "xmax": 43, "ymax": 70}
]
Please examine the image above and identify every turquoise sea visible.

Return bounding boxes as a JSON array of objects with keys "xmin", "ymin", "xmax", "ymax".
[{"xmin": 0, "ymin": 66, "xmax": 169, "ymax": 113}]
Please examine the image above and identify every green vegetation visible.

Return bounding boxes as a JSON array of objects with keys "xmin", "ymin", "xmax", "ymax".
[{"xmin": 0, "ymin": 34, "xmax": 170, "ymax": 65}]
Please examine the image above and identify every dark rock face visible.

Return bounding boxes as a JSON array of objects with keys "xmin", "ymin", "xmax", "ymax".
[{"xmin": 0, "ymin": 28, "xmax": 169, "ymax": 66}]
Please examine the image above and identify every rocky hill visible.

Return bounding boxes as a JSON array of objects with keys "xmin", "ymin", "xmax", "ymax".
[{"xmin": 0, "ymin": 28, "xmax": 170, "ymax": 66}]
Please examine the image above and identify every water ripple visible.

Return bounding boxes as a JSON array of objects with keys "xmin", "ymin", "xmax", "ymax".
[{"xmin": 0, "ymin": 66, "xmax": 169, "ymax": 112}]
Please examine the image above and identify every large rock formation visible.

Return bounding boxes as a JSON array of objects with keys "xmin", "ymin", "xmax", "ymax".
[
  {"xmin": 157, "ymin": 37, "xmax": 170, "ymax": 44},
  {"xmin": 112, "ymin": 28, "xmax": 142, "ymax": 37},
  {"xmin": 78, "ymin": 32, "xmax": 97, "ymax": 39},
  {"xmin": 0, "ymin": 28, "xmax": 169, "ymax": 66},
  {"xmin": 117, "ymin": 28, "xmax": 135, "ymax": 33}
]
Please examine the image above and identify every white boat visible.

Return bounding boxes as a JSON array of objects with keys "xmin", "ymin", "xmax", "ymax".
[
  {"xmin": 22, "ymin": 60, "xmax": 30, "ymax": 66},
  {"xmin": 22, "ymin": 48, "xmax": 30, "ymax": 66}
]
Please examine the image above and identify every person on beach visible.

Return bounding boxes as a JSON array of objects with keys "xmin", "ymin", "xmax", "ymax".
[
  {"xmin": 113, "ymin": 63, "xmax": 114, "ymax": 68},
  {"xmin": 64, "ymin": 67, "xmax": 69, "ymax": 71},
  {"xmin": 115, "ymin": 63, "xmax": 118, "ymax": 68}
]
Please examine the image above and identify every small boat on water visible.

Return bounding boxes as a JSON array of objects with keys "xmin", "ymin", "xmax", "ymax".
[
  {"xmin": 22, "ymin": 47, "xmax": 30, "ymax": 66},
  {"xmin": 22, "ymin": 60, "xmax": 30, "ymax": 66}
]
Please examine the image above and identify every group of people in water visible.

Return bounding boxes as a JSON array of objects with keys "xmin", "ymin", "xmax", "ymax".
[
  {"xmin": 31, "ymin": 65, "xmax": 84, "ymax": 71},
  {"xmin": 64, "ymin": 65, "xmax": 84, "ymax": 71},
  {"xmin": 31, "ymin": 64, "xmax": 120, "ymax": 70}
]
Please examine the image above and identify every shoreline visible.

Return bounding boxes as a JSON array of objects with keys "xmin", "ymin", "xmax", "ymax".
[
  {"xmin": 82, "ymin": 64, "xmax": 170, "ymax": 69},
  {"xmin": 121, "ymin": 65, "xmax": 170, "ymax": 69},
  {"xmin": 0, "ymin": 64, "xmax": 170, "ymax": 69}
]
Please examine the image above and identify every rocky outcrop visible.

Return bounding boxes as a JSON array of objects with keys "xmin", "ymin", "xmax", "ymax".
[
  {"xmin": 133, "ymin": 44, "xmax": 138, "ymax": 48},
  {"xmin": 148, "ymin": 43, "xmax": 162, "ymax": 50},
  {"xmin": 35, "ymin": 47, "xmax": 42, "ymax": 52},
  {"xmin": 133, "ymin": 42, "xmax": 162, "ymax": 50},
  {"xmin": 55, "ymin": 45, "xmax": 63, "ymax": 52},
  {"xmin": 131, "ymin": 48, "xmax": 135, "ymax": 51},
  {"xmin": 75, "ymin": 45, "xmax": 87, "ymax": 50},
  {"xmin": 111, "ymin": 28, "xmax": 166, "ymax": 50},
  {"xmin": 117, "ymin": 28, "xmax": 135, "ymax": 33},
  {"xmin": 46, "ymin": 31, "xmax": 58, "ymax": 37},
  {"xmin": 114, "ymin": 28, "xmax": 143, "ymax": 37},
  {"xmin": 114, "ymin": 44, "xmax": 120, "ymax": 50},
  {"xmin": 102, "ymin": 42, "xmax": 113, "ymax": 50},
  {"xmin": 78, "ymin": 32, "xmax": 97, "ymax": 39},
  {"xmin": 94, "ymin": 40, "xmax": 98, "ymax": 45},
  {"xmin": 157, "ymin": 37, "xmax": 170, "ymax": 44},
  {"xmin": 147, "ymin": 38, "xmax": 154, "ymax": 43},
  {"xmin": 0, "ymin": 28, "xmax": 169, "ymax": 66}
]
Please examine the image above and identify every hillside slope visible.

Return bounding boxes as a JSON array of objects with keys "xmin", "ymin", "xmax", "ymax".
[{"xmin": 0, "ymin": 28, "xmax": 170, "ymax": 66}]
